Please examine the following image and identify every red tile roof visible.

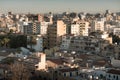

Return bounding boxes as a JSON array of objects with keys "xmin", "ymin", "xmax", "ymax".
[
  {"xmin": 93, "ymin": 61, "xmax": 106, "ymax": 66},
  {"xmin": 59, "ymin": 68, "xmax": 78, "ymax": 72},
  {"xmin": 47, "ymin": 59, "xmax": 64, "ymax": 65}
]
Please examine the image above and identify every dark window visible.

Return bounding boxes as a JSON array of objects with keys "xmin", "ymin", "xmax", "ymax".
[
  {"xmin": 70, "ymin": 72, "xmax": 72, "ymax": 77},
  {"xmin": 116, "ymin": 76, "xmax": 118, "ymax": 80},
  {"xmin": 71, "ymin": 41, "xmax": 74, "ymax": 43},
  {"xmin": 35, "ymin": 66, "xmax": 38, "ymax": 69},
  {"xmin": 76, "ymin": 72, "xmax": 78, "ymax": 76},
  {"xmin": 64, "ymin": 73, "xmax": 66, "ymax": 77},
  {"xmin": 113, "ymin": 75, "xmax": 115, "ymax": 78}
]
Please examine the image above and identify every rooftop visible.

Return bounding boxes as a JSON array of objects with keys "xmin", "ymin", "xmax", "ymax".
[
  {"xmin": 47, "ymin": 58, "xmax": 64, "ymax": 65},
  {"xmin": 59, "ymin": 68, "xmax": 78, "ymax": 72},
  {"xmin": 107, "ymin": 69, "xmax": 120, "ymax": 75}
]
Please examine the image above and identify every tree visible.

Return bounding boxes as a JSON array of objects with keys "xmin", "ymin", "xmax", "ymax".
[
  {"xmin": 1, "ymin": 57, "xmax": 16, "ymax": 64},
  {"xmin": 1, "ymin": 37, "xmax": 10, "ymax": 47},
  {"xmin": 109, "ymin": 32, "xmax": 120, "ymax": 44},
  {"xmin": 10, "ymin": 62, "xmax": 30, "ymax": 80},
  {"xmin": 9, "ymin": 35, "xmax": 27, "ymax": 48},
  {"xmin": 27, "ymin": 35, "xmax": 37, "ymax": 50}
]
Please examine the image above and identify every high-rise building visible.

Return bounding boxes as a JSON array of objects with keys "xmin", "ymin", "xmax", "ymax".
[
  {"xmin": 47, "ymin": 20, "xmax": 66, "ymax": 48},
  {"xmin": 71, "ymin": 20, "xmax": 89, "ymax": 36},
  {"xmin": 91, "ymin": 20, "xmax": 104, "ymax": 32},
  {"xmin": 23, "ymin": 21, "xmax": 40, "ymax": 35},
  {"xmin": 40, "ymin": 21, "xmax": 53, "ymax": 36},
  {"xmin": 71, "ymin": 23, "xmax": 80, "ymax": 35}
]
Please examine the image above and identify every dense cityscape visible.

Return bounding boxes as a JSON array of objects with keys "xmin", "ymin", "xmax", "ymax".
[{"xmin": 0, "ymin": 9, "xmax": 120, "ymax": 80}]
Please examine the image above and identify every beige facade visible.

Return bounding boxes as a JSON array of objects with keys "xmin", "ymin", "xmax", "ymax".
[
  {"xmin": 35, "ymin": 53, "xmax": 46, "ymax": 70},
  {"xmin": 47, "ymin": 20, "xmax": 66, "ymax": 48},
  {"xmin": 38, "ymin": 14, "xmax": 44, "ymax": 22}
]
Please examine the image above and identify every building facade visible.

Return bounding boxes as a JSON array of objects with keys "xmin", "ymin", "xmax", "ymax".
[
  {"xmin": 106, "ymin": 69, "xmax": 120, "ymax": 80},
  {"xmin": 71, "ymin": 20, "xmax": 89, "ymax": 36},
  {"xmin": 91, "ymin": 20, "xmax": 104, "ymax": 32},
  {"xmin": 47, "ymin": 20, "xmax": 66, "ymax": 48},
  {"xmin": 23, "ymin": 21, "xmax": 40, "ymax": 35}
]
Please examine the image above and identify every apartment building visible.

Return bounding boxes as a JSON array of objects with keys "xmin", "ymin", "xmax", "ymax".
[
  {"xmin": 106, "ymin": 69, "xmax": 120, "ymax": 80},
  {"xmin": 60, "ymin": 34, "xmax": 74, "ymax": 50},
  {"xmin": 47, "ymin": 20, "xmax": 66, "ymax": 48},
  {"xmin": 23, "ymin": 21, "xmax": 40, "ymax": 35},
  {"xmin": 113, "ymin": 28, "xmax": 120, "ymax": 37},
  {"xmin": 91, "ymin": 20, "xmax": 104, "ymax": 32},
  {"xmin": 71, "ymin": 20, "xmax": 89, "ymax": 36},
  {"xmin": 71, "ymin": 24, "xmax": 80, "ymax": 36},
  {"xmin": 40, "ymin": 21, "xmax": 52, "ymax": 35}
]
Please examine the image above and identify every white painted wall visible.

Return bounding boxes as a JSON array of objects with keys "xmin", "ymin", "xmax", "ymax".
[{"xmin": 111, "ymin": 58, "xmax": 120, "ymax": 68}]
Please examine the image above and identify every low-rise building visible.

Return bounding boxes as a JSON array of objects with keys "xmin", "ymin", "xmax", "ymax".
[
  {"xmin": 113, "ymin": 27, "xmax": 120, "ymax": 37},
  {"xmin": 58, "ymin": 68, "xmax": 79, "ymax": 77},
  {"xmin": 46, "ymin": 58, "xmax": 64, "ymax": 69},
  {"xmin": 111, "ymin": 58, "xmax": 120, "ymax": 68},
  {"xmin": 60, "ymin": 34, "xmax": 74, "ymax": 50},
  {"xmin": 106, "ymin": 69, "xmax": 120, "ymax": 80}
]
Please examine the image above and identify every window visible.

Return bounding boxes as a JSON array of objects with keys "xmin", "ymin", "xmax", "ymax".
[
  {"xmin": 71, "ymin": 41, "xmax": 74, "ymax": 43},
  {"xmin": 113, "ymin": 75, "xmax": 115, "ymax": 78},
  {"xmin": 76, "ymin": 46, "xmax": 79, "ymax": 48},
  {"xmin": 70, "ymin": 72, "xmax": 72, "ymax": 77},
  {"xmin": 116, "ymin": 76, "xmax": 118, "ymax": 80},
  {"xmin": 64, "ymin": 73, "xmax": 66, "ymax": 77},
  {"xmin": 76, "ymin": 72, "xmax": 78, "ymax": 76},
  {"xmin": 35, "ymin": 66, "xmax": 38, "ymax": 69}
]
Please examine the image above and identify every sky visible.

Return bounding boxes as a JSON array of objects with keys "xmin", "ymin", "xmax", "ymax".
[{"xmin": 0, "ymin": 0, "xmax": 120, "ymax": 14}]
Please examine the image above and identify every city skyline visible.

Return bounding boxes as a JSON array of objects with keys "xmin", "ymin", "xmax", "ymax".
[{"xmin": 0, "ymin": 0, "xmax": 120, "ymax": 14}]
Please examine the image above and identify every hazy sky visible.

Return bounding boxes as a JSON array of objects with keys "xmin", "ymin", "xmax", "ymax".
[{"xmin": 0, "ymin": 0, "xmax": 120, "ymax": 13}]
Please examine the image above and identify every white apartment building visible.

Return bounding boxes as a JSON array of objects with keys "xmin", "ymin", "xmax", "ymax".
[
  {"xmin": 113, "ymin": 28, "xmax": 120, "ymax": 37},
  {"xmin": 91, "ymin": 20, "xmax": 104, "ymax": 32},
  {"xmin": 40, "ymin": 22, "xmax": 50, "ymax": 35},
  {"xmin": 71, "ymin": 24, "xmax": 80, "ymax": 36},
  {"xmin": 71, "ymin": 20, "xmax": 89, "ymax": 36}
]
